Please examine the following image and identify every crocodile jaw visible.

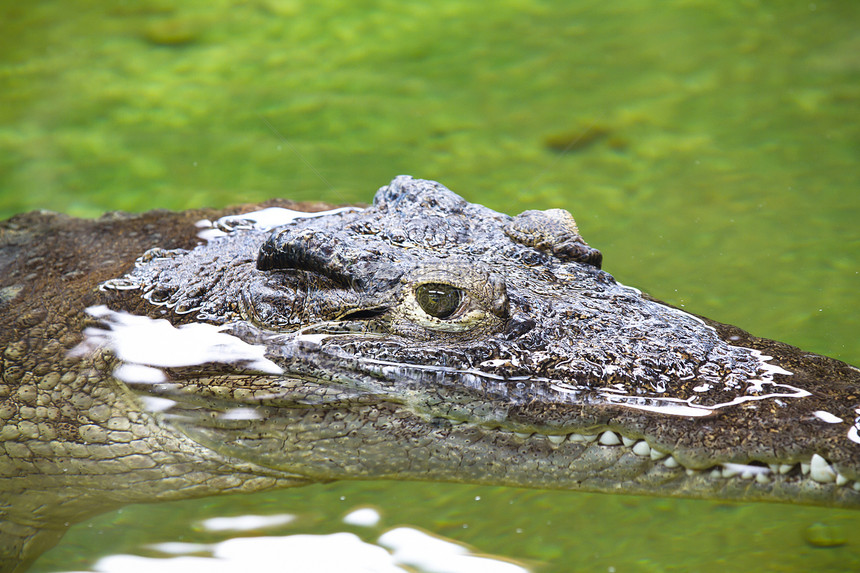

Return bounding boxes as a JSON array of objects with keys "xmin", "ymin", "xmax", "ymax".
[{"xmin": 80, "ymin": 305, "xmax": 860, "ymax": 510}]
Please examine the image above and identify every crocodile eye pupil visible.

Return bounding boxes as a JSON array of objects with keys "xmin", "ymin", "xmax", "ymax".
[{"xmin": 415, "ymin": 283, "xmax": 462, "ymax": 319}]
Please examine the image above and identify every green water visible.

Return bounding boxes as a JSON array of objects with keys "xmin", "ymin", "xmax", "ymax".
[{"xmin": 2, "ymin": 0, "xmax": 858, "ymax": 571}]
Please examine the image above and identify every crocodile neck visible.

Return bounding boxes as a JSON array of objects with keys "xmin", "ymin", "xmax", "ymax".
[{"xmin": 0, "ymin": 202, "xmax": 318, "ymax": 571}]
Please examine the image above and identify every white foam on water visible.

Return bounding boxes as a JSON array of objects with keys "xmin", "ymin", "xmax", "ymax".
[
  {"xmin": 601, "ymin": 397, "xmax": 713, "ymax": 418},
  {"xmin": 343, "ymin": 507, "xmax": 381, "ymax": 527},
  {"xmin": 378, "ymin": 527, "xmax": 530, "ymax": 573},
  {"xmin": 293, "ymin": 332, "xmax": 332, "ymax": 347},
  {"xmin": 137, "ymin": 396, "xmax": 177, "ymax": 413},
  {"xmin": 198, "ymin": 206, "xmax": 362, "ymax": 240},
  {"xmin": 80, "ymin": 533, "xmax": 401, "ymax": 573},
  {"xmin": 55, "ymin": 527, "xmax": 529, "ymax": 573},
  {"xmin": 218, "ymin": 408, "xmax": 264, "ymax": 421},
  {"xmin": 146, "ymin": 542, "xmax": 212, "ymax": 555},
  {"xmin": 200, "ymin": 514, "xmax": 295, "ymax": 532},
  {"xmin": 813, "ymin": 410, "xmax": 843, "ymax": 424},
  {"xmin": 196, "ymin": 227, "xmax": 229, "ymax": 242},
  {"xmin": 113, "ymin": 363, "xmax": 167, "ymax": 384},
  {"xmin": 73, "ymin": 306, "xmax": 282, "ymax": 385}
]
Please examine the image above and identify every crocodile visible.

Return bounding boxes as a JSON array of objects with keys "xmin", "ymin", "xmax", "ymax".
[{"xmin": 1, "ymin": 175, "xmax": 858, "ymax": 572}]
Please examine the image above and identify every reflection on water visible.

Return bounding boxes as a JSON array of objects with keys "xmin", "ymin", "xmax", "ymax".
[
  {"xmin": 58, "ymin": 507, "xmax": 530, "ymax": 573},
  {"xmin": 36, "ymin": 480, "xmax": 860, "ymax": 572}
]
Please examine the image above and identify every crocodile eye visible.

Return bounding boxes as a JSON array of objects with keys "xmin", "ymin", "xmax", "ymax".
[{"xmin": 415, "ymin": 283, "xmax": 462, "ymax": 319}]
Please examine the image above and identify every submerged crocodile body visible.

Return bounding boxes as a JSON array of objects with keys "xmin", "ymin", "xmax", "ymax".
[{"xmin": 1, "ymin": 176, "xmax": 858, "ymax": 571}]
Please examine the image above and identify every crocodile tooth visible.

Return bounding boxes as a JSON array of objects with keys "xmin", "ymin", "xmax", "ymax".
[
  {"xmin": 621, "ymin": 436, "xmax": 637, "ymax": 447},
  {"xmin": 722, "ymin": 466, "xmax": 740, "ymax": 479},
  {"xmin": 768, "ymin": 464, "xmax": 780, "ymax": 473},
  {"xmin": 650, "ymin": 449, "xmax": 668, "ymax": 461},
  {"xmin": 741, "ymin": 470, "xmax": 755, "ymax": 480},
  {"xmin": 756, "ymin": 473, "xmax": 771, "ymax": 484},
  {"xmin": 632, "ymin": 441, "xmax": 651, "ymax": 457},
  {"xmin": 514, "ymin": 432, "xmax": 532, "ymax": 439},
  {"xmin": 853, "ymin": 482, "xmax": 860, "ymax": 491},
  {"xmin": 809, "ymin": 454, "xmax": 836, "ymax": 483},
  {"xmin": 778, "ymin": 464, "xmax": 793, "ymax": 475},
  {"xmin": 836, "ymin": 473, "xmax": 849, "ymax": 486},
  {"xmin": 582, "ymin": 434, "xmax": 598, "ymax": 443},
  {"xmin": 801, "ymin": 463, "xmax": 810, "ymax": 475},
  {"xmin": 710, "ymin": 468, "xmax": 722, "ymax": 479},
  {"xmin": 598, "ymin": 431, "xmax": 621, "ymax": 446},
  {"xmin": 568, "ymin": 433, "xmax": 586, "ymax": 442},
  {"xmin": 686, "ymin": 468, "xmax": 696, "ymax": 476},
  {"xmin": 547, "ymin": 434, "xmax": 566, "ymax": 445},
  {"xmin": 664, "ymin": 456, "xmax": 679, "ymax": 468}
]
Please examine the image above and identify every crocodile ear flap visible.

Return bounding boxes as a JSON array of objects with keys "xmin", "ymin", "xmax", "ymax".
[{"xmin": 504, "ymin": 209, "xmax": 603, "ymax": 269}]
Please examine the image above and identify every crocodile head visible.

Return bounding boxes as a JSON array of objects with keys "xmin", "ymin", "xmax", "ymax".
[{"xmin": 92, "ymin": 175, "xmax": 860, "ymax": 509}]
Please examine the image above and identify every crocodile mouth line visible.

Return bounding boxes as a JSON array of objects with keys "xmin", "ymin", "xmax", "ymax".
[
  {"xmin": 468, "ymin": 424, "xmax": 860, "ymax": 490},
  {"xmin": 78, "ymin": 307, "xmax": 858, "ymax": 493}
]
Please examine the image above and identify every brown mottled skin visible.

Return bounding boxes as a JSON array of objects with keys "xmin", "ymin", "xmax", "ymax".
[
  {"xmin": 1, "ymin": 177, "xmax": 858, "ymax": 572},
  {"xmin": 0, "ymin": 201, "xmax": 322, "ymax": 571}
]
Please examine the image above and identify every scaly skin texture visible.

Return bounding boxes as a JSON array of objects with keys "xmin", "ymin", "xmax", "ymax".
[
  {"xmin": 1, "ymin": 177, "xmax": 858, "ymax": 572},
  {"xmin": 0, "ymin": 202, "xmax": 318, "ymax": 572}
]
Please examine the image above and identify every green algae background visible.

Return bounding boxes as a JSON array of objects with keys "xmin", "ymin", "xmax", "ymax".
[{"xmin": 1, "ymin": 0, "xmax": 858, "ymax": 571}]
